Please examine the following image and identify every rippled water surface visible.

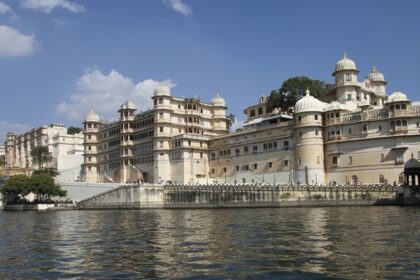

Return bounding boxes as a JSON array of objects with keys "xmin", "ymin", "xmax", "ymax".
[{"xmin": 0, "ymin": 207, "xmax": 419, "ymax": 279}]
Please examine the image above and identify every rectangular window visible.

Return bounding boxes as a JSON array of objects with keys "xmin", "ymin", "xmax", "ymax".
[
  {"xmin": 236, "ymin": 166, "xmax": 240, "ymax": 171},
  {"xmin": 223, "ymin": 167, "xmax": 227, "ymax": 173},
  {"xmin": 253, "ymin": 163, "xmax": 258, "ymax": 169},
  {"xmin": 347, "ymin": 94, "xmax": 352, "ymax": 101},
  {"xmin": 235, "ymin": 148, "xmax": 240, "ymax": 155},
  {"xmin": 349, "ymin": 156, "xmax": 353, "ymax": 165},
  {"xmin": 378, "ymin": 125, "xmax": 382, "ymax": 131},
  {"xmin": 381, "ymin": 153, "xmax": 385, "ymax": 161},
  {"xmin": 211, "ymin": 169, "xmax": 215, "ymax": 174},
  {"xmin": 263, "ymin": 144, "xmax": 267, "ymax": 150},
  {"xmin": 283, "ymin": 141, "xmax": 289, "ymax": 150},
  {"xmin": 244, "ymin": 146, "xmax": 249, "ymax": 153},
  {"xmin": 314, "ymin": 114, "xmax": 318, "ymax": 120},
  {"xmin": 160, "ymin": 127, "xmax": 163, "ymax": 132},
  {"xmin": 253, "ymin": 145, "xmax": 258, "ymax": 153},
  {"xmin": 268, "ymin": 162, "xmax": 273, "ymax": 168},
  {"xmin": 345, "ymin": 74, "xmax": 352, "ymax": 81},
  {"xmin": 284, "ymin": 160, "xmax": 288, "ymax": 166}
]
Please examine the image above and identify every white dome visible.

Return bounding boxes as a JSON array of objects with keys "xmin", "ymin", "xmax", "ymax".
[
  {"xmin": 120, "ymin": 100, "xmax": 136, "ymax": 110},
  {"xmin": 366, "ymin": 66, "xmax": 386, "ymax": 83},
  {"xmin": 294, "ymin": 89, "xmax": 326, "ymax": 114},
  {"xmin": 334, "ymin": 53, "xmax": 357, "ymax": 72},
  {"xmin": 154, "ymin": 83, "xmax": 171, "ymax": 96},
  {"xmin": 325, "ymin": 101, "xmax": 347, "ymax": 112},
  {"xmin": 85, "ymin": 109, "xmax": 100, "ymax": 122},
  {"xmin": 211, "ymin": 93, "xmax": 226, "ymax": 106},
  {"xmin": 387, "ymin": 91, "xmax": 409, "ymax": 103}
]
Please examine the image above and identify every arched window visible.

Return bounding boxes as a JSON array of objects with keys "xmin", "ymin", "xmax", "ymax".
[
  {"xmin": 379, "ymin": 175, "xmax": 384, "ymax": 183},
  {"xmin": 390, "ymin": 105, "xmax": 394, "ymax": 111},
  {"xmin": 332, "ymin": 156, "xmax": 338, "ymax": 165},
  {"xmin": 351, "ymin": 175, "xmax": 358, "ymax": 185},
  {"xmin": 250, "ymin": 109, "xmax": 255, "ymax": 117},
  {"xmin": 399, "ymin": 173, "xmax": 404, "ymax": 184},
  {"xmin": 258, "ymin": 108, "xmax": 263, "ymax": 115}
]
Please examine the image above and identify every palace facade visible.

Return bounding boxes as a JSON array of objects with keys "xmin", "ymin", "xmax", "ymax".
[
  {"xmin": 5, "ymin": 124, "xmax": 84, "ymax": 181},
  {"xmin": 82, "ymin": 54, "xmax": 420, "ymax": 185}
]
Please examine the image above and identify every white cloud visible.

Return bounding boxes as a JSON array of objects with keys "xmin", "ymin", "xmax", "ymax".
[
  {"xmin": 56, "ymin": 68, "xmax": 175, "ymax": 121},
  {"xmin": 162, "ymin": 0, "xmax": 192, "ymax": 16},
  {"xmin": 0, "ymin": 1, "xmax": 13, "ymax": 15},
  {"xmin": 0, "ymin": 25, "xmax": 36, "ymax": 57},
  {"xmin": 0, "ymin": 121, "xmax": 31, "ymax": 142},
  {"xmin": 20, "ymin": 0, "xmax": 85, "ymax": 13}
]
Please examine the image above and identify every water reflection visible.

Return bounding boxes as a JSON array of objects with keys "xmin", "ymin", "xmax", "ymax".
[{"xmin": 0, "ymin": 207, "xmax": 418, "ymax": 279}]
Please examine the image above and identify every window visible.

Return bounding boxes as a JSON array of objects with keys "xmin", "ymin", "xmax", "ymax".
[
  {"xmin": 244, "ymin": 146, "xmax": 249, "ymax": 153},
  {"xmin": 88, "ymin": 145, "xmax": 92, "ymax": 151},
  {"xmin": 378, "ymin": 125, "xmax": 382, "ymax": 131},
  {"xmin": 223, "ymin": 167, "xmax": 227, "ymax": 173},
  {"xmin": 362, "ymin": 124, "xmax": 368, "ymax": 132},
  {"xmin": 317, "ymin": 156, "xmax": 320, "ymax": 164},
  {"xmin": 335, "ymin": 112, "xmax": 340, "ymax": 118},
  {"xmin": 315, "ymin": 130, "xmax": 319, "ymax": 136},
  {"xmin": 159, "ymin": 112, "xmax": 163, "ymax": 118},
  {"xmin": 263, "ymin": 144, "xmax": 267, "ymax": 150},
  {"xmin": 284, "ymin": 160, "xmax": 288, "ymax": 166},
  {"xmin": 211, "ymin": 169, "xmax": 215, "ymax": 174},
  {"xmin": 396, "ymin": 153, "xmax": 404, "ymax": 164},
  {"xmin": 188, "ymin": 141, "xmax": 191, "ymax": 146},
  {"xmin": 345, "ymin": 74, "xmax": 352, "ymax": 81},
  {"xmin": 297, "ymin": 158, "xmax": 301, "ymax": 166},
  {"xmin": 235, "ymin": 148, "xmax": 240, "ymax": 155},
  {"xmin": 381, "ymin": 153, "xmax": 385, "ymax": 161},
  {"xmin": 283, "ymin": 141, "xmax": 289, "ymax": 149},
  {"xmin": 88, "ymin": 157, "xmax": 91, "ymax": 162},
  {"xmin": 159, "ymin": 141, "xmax": 163, "ymax": 148},
  {"xmin": 314, "ymin": 114, "xmax": 318, "ymax": 120},
  {"xmin": 348, "ymin": 156, "xmax": 353, "ymax": 165},
  {"xmin": 250, "ymin": 109, "xmax": 255, "ymax": 117},
  {"xmin": 88, "ymin": 135, "xmax": 91, "ymax": 140},
  {"xmin": 236, "ymin": 166, "xmax": 240, "ymax": 171},
  {"xmin": 158, "ymin": 98, "xmax": 163, "ymax": 104},
  {"xmin": 253, "ymin": 145, "xmax": 258, "ymax": 153},
  {"xmin": 258, "ymin": 108, "xmax": 263, "ymax": 115},
  {"xmin": 88, "ymin": 166, "xmax": 91, "ymax": 171},
  {"xmin": 332, "ymin": 156, "xmax": 338, "ymax": 165},
  {"xmin": 159, "ymin": 127, "xmax": 163, "ymax": 132},
  {"xmin": 253, "ymin": 163, "xmax": 258, "ymax": 169},
  {"xmin": 379, "ymin": 175, "xmax": 385, "ymax": 184},
  {"xmin": 200, "ymin": 152, "xmax": 203, "ymax": 159},
  {"xmin": 347, "ymin": 94, "xmax": 352, "ymax": 101},
  {"xmin": 298, "ymin": 116, "xmax": 302, "ymax": 122},
  {"xmin": 268, "ymin": 162, "xmax": 273, "ymax": 168}
]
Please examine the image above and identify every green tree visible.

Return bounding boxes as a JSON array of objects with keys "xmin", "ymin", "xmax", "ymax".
[
  {"xmin": 1, "ymin": 174, "xmax": 32, "ymax": 200},
  {"xmin": 226, "ymin": 113, "xmax": 236, "ymax": 131},
  {"xmin": 30, "ymin": 146, "xmax": 52, "ymax": 168},
  {"xmin": 32, "ymin": 168, "xmax": 60, "ymax": 178},
  {"xmin": 67, "ymin": 126, "xmax": 82, "ymax": 135},
  {"xmin": 30, "ymin": 173, "xmax": 67, "ymax": 202},
  {"xmin": 267, "ymin": 76, "xmax": 331, "ymax": 112}
]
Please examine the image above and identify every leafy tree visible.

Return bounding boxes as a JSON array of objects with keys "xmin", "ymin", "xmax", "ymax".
[
  {"xmin": 32, "ymin": 168, "xmax": 60, "ymax": 178},
  {"xmin": 267, "ymin": 76, "xmax": 332, "ymax": 113},
  {"xmin": 226, "ymin": 113, "xmax": 236, "ymax": 131},
  {"xmin": 30, "ymin": 173, "xmax": 67, "ymax": 202},
  {"xmin": 67, "ymin": 126, "xmax": 82, "ymax": 135},
  {"xmin": 30, "ymin": 146, "xmax": 52, "ymax": 168},
  {"xmin": 1, "ymin": 174, "xmax": 31, "ymax": 200}
]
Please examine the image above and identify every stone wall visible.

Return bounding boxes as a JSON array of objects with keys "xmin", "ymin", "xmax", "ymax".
[{"xmin": 77, "ymin": 183, "xmax": 398, "ymax": 209}]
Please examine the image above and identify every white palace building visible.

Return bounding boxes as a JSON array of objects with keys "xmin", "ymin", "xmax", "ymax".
[{"xmin": 81, "ymin": 54, "xmax": 420, "ymax": 186}]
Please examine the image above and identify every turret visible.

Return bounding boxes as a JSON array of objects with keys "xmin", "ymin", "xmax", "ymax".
[
  {"xmin": 152, "ymin": 83, "xmax": 172, "ymax": 183},
  {"xmin": 211, "ymin": 93, "xmax": 228, "ymax": 131},
  {"xmin": 119, "ymin": 101, "xmax": 136, "ymax": 183},
  {"xmin": 83, "ymin": 109, "xmax": 100, "ymax": 182},
  {"xmin": 293, "ymin": 89, "xmax": 326, "ymax": 185},
  {"xmin": 332, "ymin": 53, "xmax": 360, "ymax": 103},
  {"xmin": 366, "ymin": 66, "xmax": 387, "ymax": 106}
]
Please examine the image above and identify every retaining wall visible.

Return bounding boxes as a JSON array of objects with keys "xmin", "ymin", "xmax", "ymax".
[{"xmin": 77, "ymin": 184, "xmax": 398, "ymax": 209}]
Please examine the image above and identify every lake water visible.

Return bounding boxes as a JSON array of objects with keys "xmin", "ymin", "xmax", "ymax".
[{"xmin": 0, "ymin": 207, "xmax": 418, "ymax": 279}]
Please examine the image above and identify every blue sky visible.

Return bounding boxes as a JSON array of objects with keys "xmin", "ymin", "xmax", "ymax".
[{"xmin": 0, "ymin": 0, "xmax": 419, "ymax": 141}]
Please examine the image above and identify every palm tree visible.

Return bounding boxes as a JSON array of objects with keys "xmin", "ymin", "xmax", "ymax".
[{"xmin": 30, "ymin": 146, "xmax": 52, "ymax": 169}]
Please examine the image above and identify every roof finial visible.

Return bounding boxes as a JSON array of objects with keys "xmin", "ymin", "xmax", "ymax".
[
  {"xmin": 372, "ymin": 65, "xmax": 376, "ymax": 72},
  {"xmin": 342, "ymin": 53, "xmax": 347, "ymax": 59},
  {"xmin": 305, "ymin": 88, "xmax": 310, "ymax": 96}
]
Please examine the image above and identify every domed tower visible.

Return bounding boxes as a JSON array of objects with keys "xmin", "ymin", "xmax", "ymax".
[
  {"xmin": 293, "ymin": 89, "xmax": 326, "ymax": 185},
  {"xmin": 366, "ymin": 66, "xmax": 387, "ymax": 105},
  {"xmin": 211, "ymin": 93, "xmax": 227, "ymax": 132},
  {"xmin": 5, "ymin": 132, "xmax": 16, "ymax": 169},
  {"xmin": 83, "ymin": 109, "xmax": 100, "ymax": 182},
  {"xmin": 118, "ymin": 101, "xmax": 136, "ymax": 183},
  {"xmin": 152, "ymin": 83, "xmax": 172, "ymax": 183},
  {"xmin": 332, "ymin": 53, "xmax": 360, "ymax": 103}
]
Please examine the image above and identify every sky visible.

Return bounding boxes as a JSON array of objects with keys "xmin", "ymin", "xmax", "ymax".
[{"xmin": 0, "ymin": 0, "xmax": 419, "ymax": 141}]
